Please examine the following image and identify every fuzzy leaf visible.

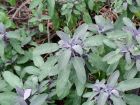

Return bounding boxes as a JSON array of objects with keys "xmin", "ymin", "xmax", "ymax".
[
  {"xmin": 56, "ymin": 64, "xmax": 71, "ymax": 98},
  {"xmin": 56, "ymin": 31, "xmax": 70, "ymax": 42},
  {"xmin": 124, "ymin": 94, "xmax": 140, "ymax": 105},
  {"xmin": 3, "ymin": 71, "xmax": 23, "ymax": 88},
  {"xmin": 39, "ymin": 56, "xmax": 57, "ymax": 81},
  {"xmin": 107, "ymin": 70, "xmax": 120, "ymax": 87},
  {"xmin": 123, "ymin": 17, "xmax": 135, "ymax": 29},
  {"xmin": 58, "ymin": 49, "xmax": 71, "ymax": 70},
  {"xmin": 117, "ymin": 78, "xmax": 140, "ymax": 91},
  {"xmin": 30, "ymin": 94, "xmax": 48, "ymax": 105},
  {"xmin": 73, "ymin": 23, "xmax": 88, "ymax": 39},
  {"xmin": 33, "ymin": 43, "xmax": 59, "ymax": 55},
  {"xmin": 110, "ymin": 95, "xmax": 126, "ymax": 105},
  {"xmin": 72, "ymin": 57, "xmax": 86, "ymax": 85},
  {"xmin": 85, "ymin": 35, "xmax": 104, "ymax": 47},
  {"xmin": 97, "ymin": 92, "xmax": 108, "ymax": 105}
]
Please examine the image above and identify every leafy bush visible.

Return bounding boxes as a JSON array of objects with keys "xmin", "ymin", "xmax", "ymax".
[{"xmin": 0, "ymin": 0, "xmax": 140, "ymax": 105}]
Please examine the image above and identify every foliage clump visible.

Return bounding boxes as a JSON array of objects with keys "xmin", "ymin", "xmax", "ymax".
[{"xmin": 0, "ymin": 0, "xmax": 140, "ymax": 105}]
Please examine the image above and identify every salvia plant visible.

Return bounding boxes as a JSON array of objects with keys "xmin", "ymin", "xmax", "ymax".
[
  {"xmin": 83, "ymin": 70, "xmax": 140, "ymax": 105},
  {"xmin": 0, "ymin": 0, "xmax": 140, "ymax": 105}
]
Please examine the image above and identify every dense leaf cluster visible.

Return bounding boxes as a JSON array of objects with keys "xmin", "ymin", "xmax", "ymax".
[{"xmin": 0, "ymin": 0, "xmax": 140, "ymax": 105}]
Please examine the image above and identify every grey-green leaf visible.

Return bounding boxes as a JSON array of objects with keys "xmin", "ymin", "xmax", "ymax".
[
  {"xmin": 33, "ymin": 55, "xmax": 44, "ymax": 67},
  {"xmin": 72, "ymin": 57, "xmax": 86, "ymax": 85},
  {"xmin": 97, "ymin": 92, "xmax": 108, "ymax": 105},
  {"xmin": 0, "ymin": 92, "xmax": 17, "ymax": 105},
  {"xmin": 58, "ymin": 49, "xmax": 71, "ymax": 70},
  {"xmin": 110, "ymin": 95, "xmax": 126, "ymax": 105},
  {"xmin": 73, "ymin": 23, "xmax": 88, "ymax": 38},
  {"xmin": 39, "ymin": 56, "xmax": 57, "ymax": 81},
  {"xmin": 124, "ymin": 94, "xmax": 140, "ymax": 105},
  {"xmin": 23, "ymin": 66, "xmax": 40, "ymax": 75},
  {"xmin": 33, "ymin": 43, "xmax": 59, "ymax": 55},
  {"xmin": 30, "ymin": 94, "xmax": 48, "ymax": 105},
  {"xmin": 85, "ymin": 35, "xmax": 104, "ymax": 47},
  {"xmin": 82, "ymin": 100, "xmax": 94, "ymax": 105},
  {"xmin": 107, "ymin": 70, "xmax": 120, "ymax": 87},
  {"xmin": 3, "ymin": 71, "xmax": 23, "ymax": 88},
  {"xmin": 56, "ymin": 64, "xmax": 71, "ymax": 98},
  {"xmin": 117, "ymin": 78, "xmax": 140, "ymax": 91},
  {"xmin": 123, "ymin": 17, "xmax": 135, "ymax": 29}
]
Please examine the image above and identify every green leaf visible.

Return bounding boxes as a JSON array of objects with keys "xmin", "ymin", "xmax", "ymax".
[
  {"xmin": 88, "ymin": 0, "xmax": 94, "ymax": 10},
  {"xmin": 124, "ymin": 67, "xmax": 137, "ymax": 79},
  {"xmin": 107, "ymin": 30, "xmax": 128, "ymax": 39},
  {"xmin": 85, "ymin": 35, "xmax": 104, "ymax": 47},
  {"xmin": 104, "ymin": 53, "xmax": 122, "ymax": 64},
  {"xmin": 7, "ymin": 30, "xmax": 21, "ymax": 40},
  {"xmin": 72, "ymin": 57, "xmax": 86, "ymax": 85},
  {"xmin": 33, "ymin": 43, "xmax": 59, "ymax": 55},
  {"xmin": 30, "ymin": 0, "xmax": 41, "ymax": 9},
  {"xmin": 56, "ymin": 31, "xmax": 70, "ymax": 42},
  {"xmin": 136, "ymin": 59, "xmax": 140, "ymax": 71},
  {"xmin": 47, "ymin": 0, "xmax": 55, "ymax": 17},
  {"xmin": 73, "ymin": 23, "xmax": 88, "ymax": 38},
  {"xmin": 65, "ymin": 91, "xmax": 81, "ymax": 105},
  {"xmin": 24, "ymin": 75, "xmax": 38, "ymax": 90},
  {"xmin": 33, "ymin": 55, "xmax": 44, "ymax": 67},
  {"xmin": 0, "ymin": 92, "xmax": 17, "ymax": 105},
  {"xmin": 107, "ymin": 70, "xmax": 120, "ymax": 87},
  {"xmin": 23, "ymin": 66, "xmax": 40, "ymax": 76},
  {"xmin": 117, "ymin": 78, "xmax": 140, "ymax": 91},
  {"xmin": 103, "ymin": 38, "xmax": 117, "ymax": 49},
  {"xmin": 106, "ymin": 62, "xmax": 119, "ymax": 75},
  {"xmin": 56, "ymin": 65, "xmax": 71, "ymax": 98},
  {"xmin": 8, "ymin": 0, "xmax": 16, "ymax": 6},
  {"xmin": 82, "ymin": 100, "xmax": 94, "ymax": 105},
  {"xmin": 110, "ymin": 95, "xmax": 126, "ymax": 105},
  {"xmin": 83, "ymin": 92, "xmax": 93, "ymax": 98},
  {"xmin": 83, "ymin": 12, "xmax": 92, "ymax": 24},
  {"xmin": 0, "ymin": 80, "xmax": 13, "ymax": 91},
  {"xmin": 97, "ymin": 92, "xmax": 108, "ymax": 105},
  {"xmin": 124, "ymin": 94, "xmax": 140, "ymax": 105},
  {"xmin": 74, "ymin": 73, "xmax": 85, "ymax": 96},
  {"xmin": 10, "ymin": 39, "xmax": 24, "ymax": 54},
  {"xmin": 3, "ymin": 71, "xmax": 23, "ymax": 88},
  {"xmin": 123, "ymin": 17, "xmax": 135, "ymax": 29},
  {"xmin": 88, "ymin": 53, "xmax": 108, "ymax": 71},
  {"xmin": 58, "ymin": 49, "xmax": 71, "ymax": 70},
  {"xmin": 39, "ymin": 56, "xmax": 57, "ymax": 81},
  {"xmin": 39, "ymin": 23, "xmax": 44, "ymax": 32},
  {"xmin": 95, "ymin": 15, "xmax": 113, "ymax": 30},
  {"xmin": 30, "ymin": 94, "xmax": 48, "ymax": 105},
  {"xmin": 125, "ymin": 52, "xmax": 132, "ymax": 65},
  {"xmin": 0, "ymin": 40, "xmax": 5, "ymax": 59},
  {"xmin": 17, "ymin": 51, "xmax": 31, "ymax": 64},
  {"xmin": 47, "ymin": 0, "xmax": 59, "ymax": 29}
]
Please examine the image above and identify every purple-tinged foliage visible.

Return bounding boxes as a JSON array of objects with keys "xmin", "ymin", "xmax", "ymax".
[
  {"xmin": 83, "ymin": 71, "xmax": 128, "ymax": 105},
  {"xmin": 16, "ymin": 87, "xmax": 32, "ymax": 105},
  {"xmin": 94, "ymin": 15, "xmax": 114, "ymax": 33},
  {"xmin": 123, "ymin": 26, "xmax": 140, "ymax": 38},
  {"xmin": 57, "ymin": 24, "xmax": 88, "ymax": 57},
  {"xmin": 92, "ymin": 80, "xmax": 120, "ymax": 98},
  {"xmin": 120, "ymin": 44, "xmax": 140, "ymax": 64},
  {"xmin": 0, "ymin": 23, "xmax": 8, "ymax": 43}
]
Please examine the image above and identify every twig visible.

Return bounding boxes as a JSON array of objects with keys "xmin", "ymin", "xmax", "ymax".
[
  {"xmin": 47, "ymin": 20, "xmax": 50, "ymax": 43},
  {"xmin": 12, "ymin": 0, "xmax": 31, "ymax": 19},
  {"xmin": 8, "ymin": 7, "xmax": 16, "ymax": 14}
]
